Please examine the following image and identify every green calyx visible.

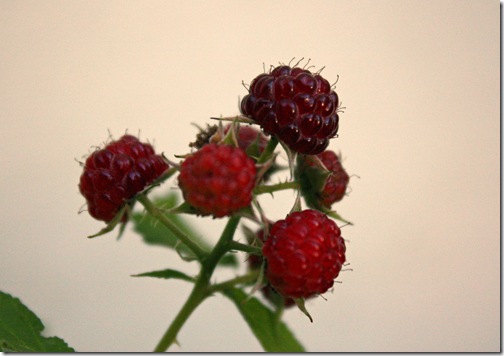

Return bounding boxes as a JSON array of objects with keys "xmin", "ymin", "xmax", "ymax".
[{"xmin": 295, "ymin": 154, "xmax": 332, "ymax": 211}]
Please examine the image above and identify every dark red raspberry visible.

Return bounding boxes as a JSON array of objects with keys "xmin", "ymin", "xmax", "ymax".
[
  {"xmin": 300, "ymin": 150, "xmax": 350, "ymax": 209},
  {"xmin": 241, "ymin": 64, "xmax": 340, "ymax": 155},
  {"xmin": 79, "ymin": 134, "xmax": 169, "ymax": 222},
  {"xmin": 262, "ymin": 209, "xmax": 346, "ymax": 299},
  {"xmin": 178, "ymin": 144, "xmax": 257, "ymax": 218}
]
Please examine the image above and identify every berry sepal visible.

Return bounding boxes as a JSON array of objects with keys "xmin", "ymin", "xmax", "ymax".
[
  {"xmin": 247, "ymin": 258, "xmax": 267, "ymax": 300},
  {"xmin": 244, "ymin": 132, "xmax": 268, "ymax": 161},
  {"xmin": 296, "ymin": 155, "xmax": 331, "ymax": 210},
  {"xmin": 297, "ymin": 150, "xmax": 350, "ymax": 210},
  {"xmin": 293, "ymin": 297, "xmax": 313, "ymax": 323},
  {"xmin": 325, "ymin": 209, "xmax": 353, "ymax": 225},
  {"xmin": 255, "ymin": 154, "xmax": 277, "ymax": 185},
  {"xmin": 134, "ymin": 165, "xmax": 178, "ymax": 197},
  {"xmin": 159, "ymin": 200, "xmax": 201, "ymax": 216},
  {"xmin": 210, "ymin": 115, "xmax": 255, "ymax": 125},
  {"xmin": 87, "ymin": 204, "xmax": 130, "ymax": 239},
  {"xmin": 289, "ymin": 191, "xmax": 303, "ymax": 214},
  {"xmin": 278, "ymin": 140, "xmax": 298, "ymax": 179}
]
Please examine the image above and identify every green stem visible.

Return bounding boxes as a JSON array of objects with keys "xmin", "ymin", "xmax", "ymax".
[
  {"xmin": 153, "ymin": 216, "xmax": 241, "ymax": 352},
  {"xmin": 254, "ymin": 181, "xmax": 300, "ymax": 195},
  {"xmin": 137, "ymin": 194, "xmax": 208, "ymax": 260},
  {"xmin": 153, "ymin": 272, "xmax": 208, "ymax": 352},
  {"xmin": 208, "ymin": 272, "xmax": 259, "ymax": 294},
  {"xmin": 201, "ymin": 215, "xmax": 241, "ymax": 272},
  {"xmin": 228, "ymin": 240, "xmax": 262, "ymax": 255}
]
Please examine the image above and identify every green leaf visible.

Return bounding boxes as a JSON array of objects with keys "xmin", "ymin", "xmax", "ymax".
[
  {"xmin": 131, "ymin": 268, "xmax": 195, "ymax": 282},
  {"xmin": 131, "ymin": 192, "xmax": 238, "ymax": 267},
  {"xmin": 0, "ymin": 291, "xmax": 75, "ymax": 352},
  {"xmin": 223, "ymin": 288, "xmax": 305, "ymax": 352}
]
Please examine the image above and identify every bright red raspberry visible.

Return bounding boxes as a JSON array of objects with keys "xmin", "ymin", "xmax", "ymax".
[
  {"xmin": 301, "ymin": 150, "xmax": 350, "ymax": 209},
  {"xmin": 241, "ymin": 64, "xmax": 340, "ymax": 155},
  {"xmin": 262, "ymin": 209, "xmax": 346, "ymax": 299},
  {"xmin": 247, "ymin": 229, "xmax": 296, "ymax": 308},
  {"xmin": 79, "ymin": 134, "xmax": 169, "ymax": 222},
  {"xmin": 178, "ymin": 144, "xmax": 257, "ymax": 217}
]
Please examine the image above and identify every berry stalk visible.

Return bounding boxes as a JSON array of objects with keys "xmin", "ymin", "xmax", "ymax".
[
  {"xmin": 254, "ymin": 181, "xmax": 300, "ymax": 195},
  {"xmin": 256, "ymin": 136, "xmax": 279, "ymax": 164},
  {"xmin": 206, "ymin": 271, "xmax": 259, "ymax": 294},
  {"xmin": 228, "ymin": 240, "xmax": 262, "ymax": 255},
  {"xmin": 153, "ymin": 216, "xmax": 241, "ymax": 352},
  {"xmin": 137, "ymin": 194, "xmax": 208, "ymax": 260}
]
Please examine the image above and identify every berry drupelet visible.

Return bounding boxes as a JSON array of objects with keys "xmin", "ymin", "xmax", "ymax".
[
  {"xmin": 241, "ymin": 64, "xmax": 340, "ymax": 155},
  {"xmin": 262, "ymin": 209, "xmax": 346, "ymax": 299},
  {"xmin": 79, "ymin": 134, "xmax": 169, "ymax": 222},
  {"xmin": 178, "ymin": 143, "xmax": 257, "ymax": 218}
]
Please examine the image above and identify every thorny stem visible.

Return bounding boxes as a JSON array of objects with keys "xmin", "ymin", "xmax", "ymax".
[
  {"xmin": 153, "ymin": 216, "xmax": 241, "ymax": 352},
  {"xmin": 153, "ymin": 275, "xmax": 208, "ymax": 352},
  {"xmin": 254, "ymin": 181, "xmax": 300, "ymax": 195},
  {"xmin": 137, "ymin": 194, "xmax": 208, "ymax": 260},
  {"xmin": 207, "ymin": 271, "xmax": 259, "ymax": 294}
]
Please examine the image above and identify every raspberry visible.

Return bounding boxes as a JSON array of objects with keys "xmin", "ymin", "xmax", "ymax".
[
  {"xmin": 241, "ymin": 64, "xmax": 340, "ymax": 155},
  {"xmin": 247, "ymin": 229, "xmax": 296, "ymax": 308},
  {"xmin": 299, "ymin": 150, "xmax": 350, "ymax": 209},
  {"xmin": 262, "ymin": 209, "xmax": 346, "ymax": 299},
  {"xmin": 178, "ymin": 144, "xmax": 257, "ymax": 217},
  {"xmin": 79, "ymin": 134, "xmax": 169, "ymax": 222}
]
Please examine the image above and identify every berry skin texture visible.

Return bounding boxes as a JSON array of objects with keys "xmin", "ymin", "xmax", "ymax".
[
  {"xmin": 262, "ymin": 209, "xmax": 346, "ymax": 299},
  {"xmin": 300, "ymin": 150, "xmax": 350, "ymax": 209},
  {"xmin": 79, "ymin": 134, "xmax": 169, "ymax": 223},
  {"xmin": 241, "ymin": 64, "xmax": 340, "ymax": 155},
  {"xmin": 178, "ymin": 144, "xmax": 257, "ymax": 218}
]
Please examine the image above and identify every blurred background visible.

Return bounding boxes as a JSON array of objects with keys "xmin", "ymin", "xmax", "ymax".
[{"xmin": 0, "ymin": 0, "xmax": 499, "ymax": 352}]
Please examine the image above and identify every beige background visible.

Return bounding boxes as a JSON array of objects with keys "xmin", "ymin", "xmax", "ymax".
[{"xmin": 0, "ymin": 0, "xmax": 499, "ymax": 352}]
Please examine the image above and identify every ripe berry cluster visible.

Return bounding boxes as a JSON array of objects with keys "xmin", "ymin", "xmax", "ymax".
[
  {"xmin": 241, "ymin": 65, "xmax": 340, "ymax": 155},
  {"xmin": 78, "ymin": 61, "xmax": 351, "ymax": 315},
  {"xmin": 79, "ymin": 135, "xmax": 168, "ymax": 222}
]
